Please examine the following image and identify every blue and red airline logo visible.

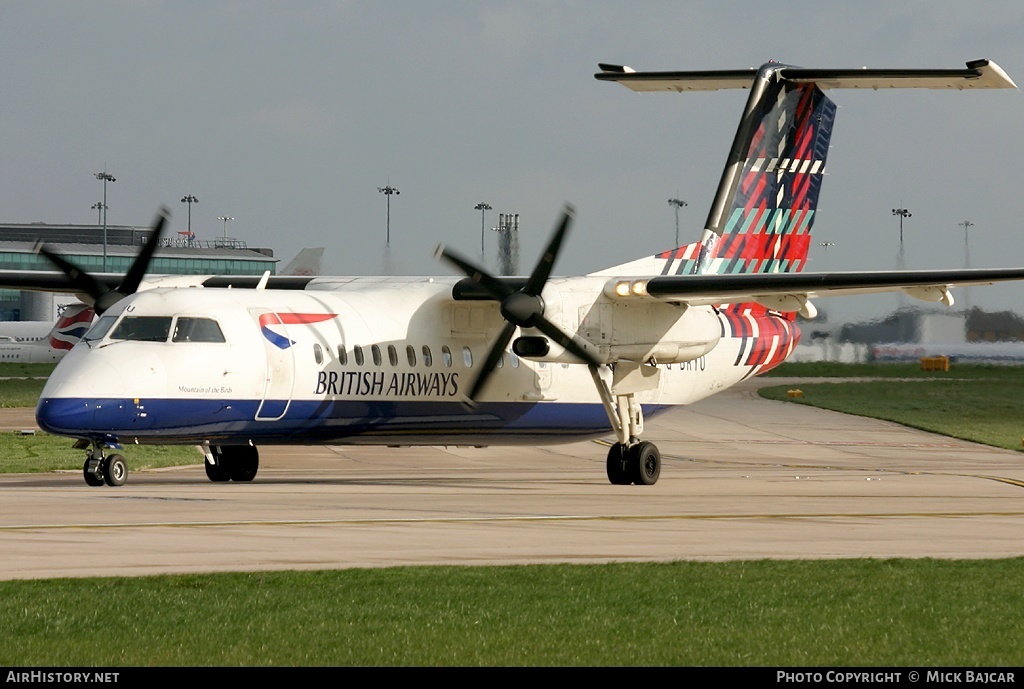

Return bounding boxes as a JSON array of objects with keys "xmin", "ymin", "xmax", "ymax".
[
  {"xmin": 49, "ymin": 305, "xmax": 96, "ymax": 350},
  {"xmin": 259, "ymin": 312, "xmax": 337, "ymax": 349}
]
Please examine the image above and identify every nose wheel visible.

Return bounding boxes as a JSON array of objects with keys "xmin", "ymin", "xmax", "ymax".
[{"xmin": 82, "ymin": 447, "xmax": 128, "ymax": 487}]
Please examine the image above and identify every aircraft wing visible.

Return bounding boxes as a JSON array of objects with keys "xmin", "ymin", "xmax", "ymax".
[
  {"xmin": 604, "ymin": 267, "xmax": 1024, "ymax": 312},
  {"xmin": 0, "ymin": 270, "xmax": 113, "ymax": 293}
]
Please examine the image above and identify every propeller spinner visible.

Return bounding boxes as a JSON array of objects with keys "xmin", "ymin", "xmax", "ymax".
[
  {"xmin": 437, "ymin": 204, "xmax": 601, "ymax": 401},
  {"xmin": 37, "ymin": 207, "xmax": 170, "ymax": 316}
]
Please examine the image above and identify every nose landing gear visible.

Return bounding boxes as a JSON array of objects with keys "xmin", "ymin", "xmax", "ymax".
[{"xmin": 82, "ymin": 445, "xmax": 127, "ymax": 487}]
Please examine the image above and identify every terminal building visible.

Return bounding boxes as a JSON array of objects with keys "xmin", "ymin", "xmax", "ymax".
[{"xmin": 0, "ymin": 222, "xmax": 280, "ymax": 321}]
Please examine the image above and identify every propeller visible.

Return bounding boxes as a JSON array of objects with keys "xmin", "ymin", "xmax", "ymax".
[
  {"xmin": 37, "ymin": 207, "xmax": 170, "ymax": 316},
  {"xmin": 436, "ymin": 204, "xmax": 601, "ymax": 401}
]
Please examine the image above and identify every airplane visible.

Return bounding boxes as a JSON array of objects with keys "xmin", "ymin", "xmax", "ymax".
[
  {"xmin": 0, "ymin": 303, "xmax": 95, "ymax": 364},
  {"xmin": 6, "ymin": 58, "xmax": 1023, "ymax": 489}
]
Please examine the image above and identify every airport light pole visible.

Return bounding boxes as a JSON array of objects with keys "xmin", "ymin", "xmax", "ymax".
[
  {"xmin": 960, "ymin": 220, "xmax": 976, "ymax": 316},
  {"xmin": 892, "ymin": 207, "xmax": 911, "ymax": 269},
  {"xmin": 91, "ymin": 202, "xmax": 106, "ymax": 225},
  {"xmin": 474, "ymin": 202, "xmax": 492, "ymax": 261},
  {"xmin": 819, "ymin": 241, "xmax": 835, "ymax": 253},
  {"xmin": 668, "ymin": 197, "xmax": 687, "ymax": 247},
  {"xmin": 94, "ymin": 171, "xmax": 115, "ymax": 272},
  {"xmin": 959, "ymin": 220, "xmax": 975, "ymax": 269},
  {"xmin": 378, "ymin": 184, "xmax": 400, "ymax": 244},
  {"xmin": 181, "ymin": 195, "xmax": 199, "ymax": 237},
  {"xmin": 218, "ymin": 215, "xmax": 234, "ymax": 241}
]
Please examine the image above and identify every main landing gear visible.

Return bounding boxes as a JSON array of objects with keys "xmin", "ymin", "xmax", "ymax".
[
  {"xmin": 82, "ymin": 443, "xmax": 127, "ymax": 487},
  {"xmin": 606, "ymin": 441, "xmax": 661, "ymax": 486},
  {"xmin": 204, "ymin": 444, "xmax": 259, "ymax": 483},
  {"xmin": 589, "ymin": 365, "xmax": 662, "ymax": 486}
]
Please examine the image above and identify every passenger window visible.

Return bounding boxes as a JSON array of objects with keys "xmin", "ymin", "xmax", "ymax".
[
  {"xmin": 441, "ymin": 345, "xmax": 452, "ymax": 368},
  {"xmin": 388, "ymin": 344, "xmax": 398, "ymax": 366},
  {"xmin": 337, "ymin": 345, "xmax": 348, "ymax": 366},
  {"xmin": 495, "ymin": 353, "xmax": 503, "ymax": 368},
  {"xmin": 354, "ymin": 346, "xmax": 364, "ymax": 366},
  {"xmin": 463, "ymin": 346, "xmax": 473, "ymax": 368},
  {"xmin": 172, "ymin": 317, "xmax": 226, "ymax": 343},
  {"xmin": 406, "ymin": 345, "xmax": 416, "ymax": 367},
  {"xmin": 313, "ymin": 343, "xmax": 323, "ymax": 364},
  {"xmin": 422, "ymin": 346, "xmax": 433, "ymax": 367},
  {"xmin": 111, "ymin": 316, "xmax": 172, "ymax": 342},
  {"xmin": 510, "ymin": 352, "xmax": 520, "ymax": 368},
  {"xmin": 371, "ymin": 345, "xmax": 382, "ymax": 366}
]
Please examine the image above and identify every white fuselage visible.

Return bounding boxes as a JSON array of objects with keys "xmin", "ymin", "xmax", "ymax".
[{"xmin": 37, "ymin": 278, "xmax": 773, "ymax": 446}]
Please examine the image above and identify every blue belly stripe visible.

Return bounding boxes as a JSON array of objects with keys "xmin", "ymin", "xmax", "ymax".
[{"xmin": 36, "ymin": 397, "xmax": 669, "ymax": 445}]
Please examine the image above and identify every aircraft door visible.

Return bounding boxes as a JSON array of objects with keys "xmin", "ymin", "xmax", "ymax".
[{"xmin": 252, "ymin": 309, "xmax": 295, "ymax": 421}]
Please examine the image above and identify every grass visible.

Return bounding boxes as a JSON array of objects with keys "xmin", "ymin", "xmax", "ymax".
[
  {"xmin": 0, "ymin": 376, "xmax": 49, "ymax": 408},
  {"xmin": 0, "ymin": 362, "xmax": 56, "ymax": 379},
  {"xmin": 762, "ymin": 360, "xmax": 1024, "ymax": 380},
  {"xmin": 0, "ymin": 431, "xmax": 202, "ymax": 473},
  {"xmin": 1, "ymin": 559, "xmax": 1023, "ymax": 666},
  {"xmin": 759, "ymin": 362, "xmax": 1024, "ymax": 451}
]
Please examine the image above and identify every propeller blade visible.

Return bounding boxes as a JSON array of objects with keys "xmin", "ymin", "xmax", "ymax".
[
  {"xmin": 532, "ymin": 317, "xmax": 602, "ymax": 366},
  {"xmin": 523, "ymin": 204, "xmax": 574, "ymax": 296},
  {"xmin": 36, "ymin": 245, "xmax": 110, "ymax": 304},
  {"xmin": 119, "ymin": 207, "xmax": 169, "ymax": 296},
  {"xmin": 467, "ymin": 321, "xmax": 517, "ymax": 401},
  {"xmin": 436, "ymin": 245, "xmax": 515, "ymax": 301},
  {"xmin": 435, "ymin": 202, "xmax": 598, "ymax": 398},
  {"xmin": 35, "ymin": 206, "xmax": 170, "ymax": 316}
]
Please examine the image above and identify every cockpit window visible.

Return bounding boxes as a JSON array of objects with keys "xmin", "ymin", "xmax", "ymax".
[
  {"xmin": 172, "ymin": 317, "xmax": 226, "ymax": 343},
  {"xmin": 83, "ymin": 315, "xmax": 118, "ymax": 342},
  {"xmin": 110, "ymin": 316, "xmax": 173, "ymax": 342}
]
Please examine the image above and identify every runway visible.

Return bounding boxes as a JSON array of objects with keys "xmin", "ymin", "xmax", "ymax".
[{"xmin": 2, "ymin": 379, "xmax": 1023, "ymax": 580}]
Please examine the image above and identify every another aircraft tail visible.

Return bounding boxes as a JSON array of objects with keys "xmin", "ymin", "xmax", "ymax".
[
  {"xmin": 48, "ymin": 303, "xmax": 94, "ymax": 350},
  {"xmin": 281, "ymin": 248, "xmax": 325, "ymax": 276}
]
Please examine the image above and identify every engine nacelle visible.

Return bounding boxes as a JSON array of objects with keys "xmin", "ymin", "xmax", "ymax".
[{"xmin": 513, "ymin": 336, "xmax": 595, "ymax": 364}]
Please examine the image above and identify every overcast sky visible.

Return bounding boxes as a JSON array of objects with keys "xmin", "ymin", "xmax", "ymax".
[{"xmin": 2, "ymin": 1, "xmax": 1023, "ymax": 324}]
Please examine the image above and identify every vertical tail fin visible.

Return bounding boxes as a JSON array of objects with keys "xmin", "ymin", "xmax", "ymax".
[
  {"xmin": 693, "ymin": 73, "xmax": 835, "ymax": 276},
  {"xmin": 48, "ymin": 304, "xmax": 95, "ymax": 350}
]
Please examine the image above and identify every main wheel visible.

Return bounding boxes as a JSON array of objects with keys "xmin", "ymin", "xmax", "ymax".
[
  {"xmin": 83, "ymin": 458, "xmax": 104, "ymax": 487},
  {"xmin": 606, "ymin": 443, "xmax": 631, "ymax": 485},
  {"xmin": 204, "ymin": 457, "xmax": 230, "ymax": 482},
  {"xmin": 229, "ymin": 450, "xmax": 259, "ymax": 482},
  {"xmin": 631, "ymin": 442, "xmax": 661, "ymax": 486},
  {"xmin": 102, "ymin": 454, "xmax": 127, "ymax": 487}
]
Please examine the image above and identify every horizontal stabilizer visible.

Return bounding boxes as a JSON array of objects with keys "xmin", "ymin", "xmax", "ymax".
[{"xmin": 595, "ymin": 59, "xmax": 1017, "ymax": 92}]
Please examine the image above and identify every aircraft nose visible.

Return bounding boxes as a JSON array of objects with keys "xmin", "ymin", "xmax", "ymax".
[
  {"xmin": 36, "ymin": 397, "xmax": 98, "ymax": 436},
  {"xmin": 36, "ymin": 360, "xmax": 126, "ymax": 436}
]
